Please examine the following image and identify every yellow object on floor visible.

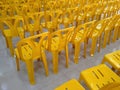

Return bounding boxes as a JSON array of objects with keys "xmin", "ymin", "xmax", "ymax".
[
  {"xmin": 100, "ymin": 82, "xmax": 120, "ymax": 90},
  {"xmin": 102, "ymin": 50, "xmax": 120, "ymax": 72},
  {"xmin": 79, "ymin": 64, "xmax": 120, "ymax": 90},
  {"xmin": 54, "ymin": 79, "xmax": 85, "ymax": 90}
]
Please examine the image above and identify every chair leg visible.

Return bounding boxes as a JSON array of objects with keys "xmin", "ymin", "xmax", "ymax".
[
  {"xmin": 84, "ymin": 40, "xmax": 87, "ymax": 58},
  {"xmin": 41, "ymin": 51, "xmax": 49, "ymax": 76},
  {"xmin": 98, "ymin": 35, "xmax": 102, "ymax": 52},
  {"xmin": 90, "ymin": 37, "xmax": 97, "ymax": 56},
  {"xmin": 74, "ymin": 42, "xmax": 80, "ymax": 64},
  {"xmin": 52, "ymin": 51, "xmax": 58, "ymax": 74},
  {"xmin": 78, "ymin": 74, "xmax": 83, "ymax": 82},
  {"xmin": 113, "ymin": 28, "xmax": 118, "ymax": 42},
  {"xmin": 107, "ymin": 31, "xmax": 111, "ymax": 45},
  {"xmin": 7, "ymin": 37, "xmax": 14, "ymax": 56},
  {"xmin": 101, "ymin": 57, "xmax": 106, "ymax": 64},
  {"xmin": 96, "ymin": 14, "xmax": 100, "ymax": 20},
  {"xmin": 16, "ymin": 56, "xmax": 20, "ymax": 71},
  {"xmin": 86, "ymin": 37, "xmax": 89, "ymax": 44},
  {"xmin": 118, "ymin": 29, "xmax": 120, "ymax": 39},
  {"xmin": 25, "ymin": 60, "xmax": 35, "ymax": 85},
  {"xmin": 103, "ymin": 31, "xmax": 109, "ymax": 48},
  {"xmin": 5, "ymin": 37, "xmax": 9, "ymax": 48},
  {"xmin": 65, "ymin": 45, "xmax": 69, "ymax": 68},
  {"xmin": 30, "ymin": 31, "xmax": 34, "ymax": 36}
]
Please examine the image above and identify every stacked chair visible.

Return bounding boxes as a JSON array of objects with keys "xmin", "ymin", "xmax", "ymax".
[{"xmin": 0, "ymin": 0, "xmax": 120, "ymax": 85}]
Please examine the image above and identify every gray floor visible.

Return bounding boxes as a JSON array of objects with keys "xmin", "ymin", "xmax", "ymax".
[{"xmin": 0, "ymin": 31, "xmax": 120, "ymax": 90}]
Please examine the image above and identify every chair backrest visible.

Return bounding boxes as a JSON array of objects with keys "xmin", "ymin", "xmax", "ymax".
[
  {"xmin": 2, "ymin": 18, "xmax": 17, "ymax": 36},
  {"xmin": 42, "ymin": 27, "xmax": 75, "ymax": 51},
  {"xmin": 2, "ymin": 16, "xmax": 26, "ymax": 37},
  {"xmin": 26, "ymin": 13, "xmax": 41, "ymax": 33},
  {"xmin": 17, "ymin": 32, "xmax": 48, "ymax": 60},
  {"xmin": 54, "ymin": 10, "xmax": 63, "ymax": 28},
  {"xmin": 92, "ymin": 19, "xmax": 107, "ymax": 36},
  {"xmin": 14, "ymin": 16, "xmax": 26, "ymax": 39},
  {"xmin": 17, "ymin": 39, "xmax": 33, "ymax": 60},
  {"xmin": 84, "ymin": 20, "xmax": 97, "ymax": 37},
  {"xmin": 104, "ymin": 15, "xmax": 120, "ymax": 31},
  {"xmin": 62, "ymin": 9, "xmax": 74, "ymax": 26},
  {"xmin": 71, "ymin": 20, "xmax": 96, "ymax": 42}
]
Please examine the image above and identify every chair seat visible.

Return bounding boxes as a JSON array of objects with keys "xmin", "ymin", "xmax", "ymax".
[
  {"xmin": 79, "ymin": 64, "xmax": 120, "ymax": 90},
  {"xmin": 54, "ymin": 79, "xmax": 85, "ymax": 90}
]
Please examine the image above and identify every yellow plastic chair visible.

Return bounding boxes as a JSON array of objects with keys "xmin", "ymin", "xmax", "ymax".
[
  {"xmin": 102, "ymin": 17, "xmax": 113, "ymax": 48},
  {"xmin": 54, "ymin": 79, "xmax": 85, "ymax": 90},
  {"xmin": 75, "ymin": 8, "xmax": 86, "ymax": 26},
  {"xmin": 2, "ymin": 16, "xmax": 25, "ymax": 56},
  {"xmin": 113, "ymin": 18, "xmax": 120, "ymax": 42},
  {"xmin": 14, "ymin": 16, "xmax": 26, "ymax": 39},
  {"xmin": 84, "ymin": 4, "xmax": 97, "ymax": 22},
  {"xmin": 79, "ymin": 64, "xmax": 120, "ymax": 90},
  {"xmin": 0, "ymin": 5, "xmax": 13, "ymax": 17},
  {"xmin": 102, "ymin": 1, "xmax": 110, "ymax": 19},
  {"xmin": 62, "ymin": 9, "xmax": 74, "ymax": 28},
  {"xmin": 68, "ymin": 21, "xmax": 96, "ymax": 64},
  {"xmin": 44, "ymin": 11, "xmax": 59, "ymax": 32},
  {"xmin": 108, "ymin": 1, "xmax": 119, "ymax": 17},
  {"xmin": 111, "ymin": 15, "xmax": 120, "ymax": 42},
  {"xmin": 42, "ymin": 27, "xmax": 74, "ymax": 74},
  {"xmin": 15, "ymin": 32, "xmax": 49, "ymax": 85},
  {"xmin": 94, "ymin": 3, "xmax": 105, "ymax": 20},
  {"xmin": 23, "ymin": 12, "xmax": 43, "ymax": 36},
  {"xmin": 101, "ymin": 50, "xmax": 120, "ymax": 73},
  {"xmin": 53, "ymin": 10, "xmax": 63, "ymax": 30},
  {"xmin": 102, "ymin": 15, "xmax": 120, "ymax": 48},
  {"xmin": 88, "ymin": 19, "xmax": 107, "ymax": 56}
]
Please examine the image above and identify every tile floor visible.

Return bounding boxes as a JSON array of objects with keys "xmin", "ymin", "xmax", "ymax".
[{"xmin": 0, "ymin": 31, "xmax": 120, "ymax": 90}]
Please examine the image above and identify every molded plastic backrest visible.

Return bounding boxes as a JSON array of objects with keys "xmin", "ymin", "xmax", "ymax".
[
  {"xmin": 71, "ymin": 20, "xmax": 96, "ymax": 41},
  {"xmin": 17, "ymin": 32, "xmax": 48, "ymax": 60}
]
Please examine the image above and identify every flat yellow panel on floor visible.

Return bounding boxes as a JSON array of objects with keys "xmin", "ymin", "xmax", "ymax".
[
  {"xmin": 100, "ymin": 82, "xmax": 120, "ymax": 90},
  {"xmin": 102, "ymin": 50, "xmax": 120, "ymax": 71},
  {"xmin": 79, "ymin": 64, "xmax": 120, "ymax": 90},
  {"xmin": 54, "ymin": 79, "xmax": 85, "ymax": 90}
]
